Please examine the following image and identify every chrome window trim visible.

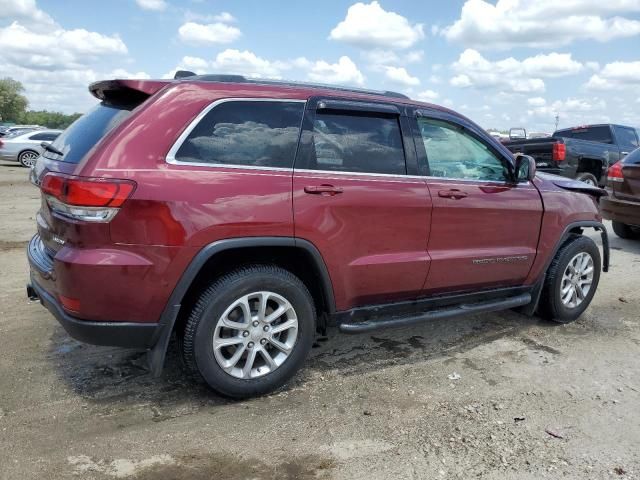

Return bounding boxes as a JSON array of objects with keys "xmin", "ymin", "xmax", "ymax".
[{"xmin": 165, "ymin": 97, "xmax": 307, "ymax": 167}]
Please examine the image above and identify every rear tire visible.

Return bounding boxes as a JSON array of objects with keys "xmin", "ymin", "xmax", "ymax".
[
  {"xmin": 18, "ymin": 150, "xmax": 39, "ymax": 168},
  {"xmin": 538, "ymin": 235, "xmax": 600, "ymax": 324},
  {"xmin": 180, "ymin": 265, "xmax": 316, "ymax": 398},
  {"xmin": 612, "ymin": 221, "xmax": 639, "ymax": 240},
  {"xmin": 575, "ymin": 172, "xmax": 598, "ymax": 186}
]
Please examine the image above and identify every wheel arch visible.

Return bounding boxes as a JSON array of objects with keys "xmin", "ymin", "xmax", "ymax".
[
  {"xmin": 576, "ymin": 157, "xmax": 604, "ymax": 180},
  {"xmin": 147, "ymin": 237, "xmax": 335, "ymax": 376},
  {"xmin": 520, "ymin": 221, "xmax": 609, "ymax": 316}
]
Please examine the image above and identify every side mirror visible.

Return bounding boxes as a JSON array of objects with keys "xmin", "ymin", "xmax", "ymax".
[{"xmin": 515, "ymin": 154, "xmax": 536, "ymax": 182}]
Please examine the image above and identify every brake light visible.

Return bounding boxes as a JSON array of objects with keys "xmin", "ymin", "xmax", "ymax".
[
  {"xmin": 41, "ymin": 173, "xmax": 136, "ymax": 222},
  {"xmin": 607, "ymin": 161, "xmax": 624, "ymax": 183},
  {"xmin": 552, "ymin": 142, "xmax": 566, "ymax": 162}
]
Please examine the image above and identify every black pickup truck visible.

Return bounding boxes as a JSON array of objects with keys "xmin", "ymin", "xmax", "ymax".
[{"xmin": 504, "ymin": 124, "xmax": 639, "ymax": 186}]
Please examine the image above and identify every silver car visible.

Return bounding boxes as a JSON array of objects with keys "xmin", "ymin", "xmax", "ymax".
[{"xmin": 0, "ymin": 130, "xmax": 62, "ymax": 167}]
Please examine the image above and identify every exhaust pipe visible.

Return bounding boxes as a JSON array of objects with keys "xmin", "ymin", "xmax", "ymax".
[{"xmin": 26, "ymin": 283, "xmax": 39, "ymax": 301}]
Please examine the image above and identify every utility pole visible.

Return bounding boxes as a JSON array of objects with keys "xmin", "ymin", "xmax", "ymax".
[{"xmin": 554, "ymin": 113, "xmax": 559, "ymax": 131}]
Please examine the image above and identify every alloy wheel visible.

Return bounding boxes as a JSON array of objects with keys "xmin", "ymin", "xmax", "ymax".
[
  {"xmin": 560, "ymin": 252, "xmax": 594, "ymax": 308},
  {"xmin": 212, "ymin": 291, "xmax": 298, "ymax": 379}
]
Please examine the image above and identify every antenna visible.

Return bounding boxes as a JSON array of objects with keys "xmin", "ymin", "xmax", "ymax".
[{"xmin": 554, "ymin": 113, "xmax": 560, "ymax": 131}]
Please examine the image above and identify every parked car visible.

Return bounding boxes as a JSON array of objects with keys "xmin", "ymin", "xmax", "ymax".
[
  {"xmin": 0, "ymin": 130, "xmax": 62, "ymax": 167},
  {"xmin": 27, "ymin": 74, "xmax": 609, "ymax": 398},
  {"xmin": 600, "ymin": 147, "xmax": 640, "ymax": 239},
  {"xmin": 504, "ymin": 124, "xmax": 639, "ymax": 186},
  {"xmin": 0, "ymin": 125, "xmax": 44, "ymax": 138}
]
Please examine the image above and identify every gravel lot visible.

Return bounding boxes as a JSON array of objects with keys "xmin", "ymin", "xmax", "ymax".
[{"xmin": 1, "ymin": 160, "xmax": 639, "ymax": 479}]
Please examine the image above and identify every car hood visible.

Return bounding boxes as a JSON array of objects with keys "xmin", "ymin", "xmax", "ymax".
[{"xmin": 535, "ymin": 172, "xmax": 607, "ymax": 198}]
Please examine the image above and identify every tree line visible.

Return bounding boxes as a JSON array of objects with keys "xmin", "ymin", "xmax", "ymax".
[{"xmin": 0, "ymin": 78, "xmax": 82, "ymax": 130}]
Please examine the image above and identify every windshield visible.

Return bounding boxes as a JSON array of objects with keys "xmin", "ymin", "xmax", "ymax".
[{"xmin": 44, "ymin": 103, "xmax": 133, "ymax": 164}]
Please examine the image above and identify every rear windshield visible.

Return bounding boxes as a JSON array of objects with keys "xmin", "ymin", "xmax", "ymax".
[
  {"xmin": 554, "ymin": 126, "xmax": 613, "ymax": 144},
  {"xmin": 43, "ymin": 103, "xmax": 132, "ymax": 163},
  {"xmin": 623, "ymin": 148, "xmax": 640, "ymax": 165}
]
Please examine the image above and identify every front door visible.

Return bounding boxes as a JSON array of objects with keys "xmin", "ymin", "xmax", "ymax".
[
  {"xmin": 414, "ymin": 112, "xmax": 543, "ymax": 294},
  {"xmin": 293, "ymin": 100, "xmax": 432, "ymax": 311}
]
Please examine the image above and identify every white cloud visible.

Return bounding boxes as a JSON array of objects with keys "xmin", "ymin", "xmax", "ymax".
[
  {"xmin": 329, "ymin": 1, "xmax": 424, "ymax": 49},
  {"xmin": 134, "ymin": 0, "xmax": 167, "ymax": 12},
  {"xmin": 178, "ymin": 21, "xmax": 241, "ymax": 45},
  {"xmin": 210, "ymin": 49, "xmax": 284, "ymax": 77},
  {"xmin": 308, "ymin": 56, "xmax": 365, "ymax": 85},
  {"xmin": 527, "ymin": 97, "xmax": 609, "ymax": 128},
  {"xmin": 0, "ymin": 0, "xmax": 54, "ymax": 27},
  {"xmin": 585, "ymin": 61, "xmax": 640, "ymax": 90},
  {"xmin": 383, "ymin": 66, "xmax": 420, "ymax": 86},
  {"xmin": 442, "ymin": 0, "xmax": 640, "ymax": 49},
  {"xmin": 183, "ymin": 11, "xmax": 237, "ymax": 23},
  {"xmin": 0, "ymin": 22, "xmax": 127, "ymax": 70},
  {"xmin": 450, "ymin": 49, "xmax": 584, "ymax": 94},
  {"xmin": 527, "ymin": 97, "xmax": 546, "ymax": 107},
  {"xmin": 415, "ymin": 90, "xmax": 439, "ymax": 102},
  {"xmin": 361, "ymin": 49, "xmax": 423, "ymax": 66},
  {"xmin": 0, "ymin": 1, "xmax": 133, "ymax": 113}
]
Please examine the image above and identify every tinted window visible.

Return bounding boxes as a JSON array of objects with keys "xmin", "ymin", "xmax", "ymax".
[
  {"xmin": 558, "ymin": 126, "xmax": 613, "ymax": 144},
  {"xmin": 45, "ymin": 103, "xmax": 132, "ymax": 164},
  {"xmin": 174, "ymin": 101, "xmax": 304, "ymax": 168},
  {"xmin": 418, "ymin": 118, "xmax": 507, "ymax": 181},
  {"xmin": 29, "ymin": 132, "xmax": 59, "ymax": 141},
  {"xmin": 614, "ymin": 126, "xmax": 639, "ymax": 152},
  {"xmin": 297, "ymin": 112, "xmax": 406, "ymax": 175},
  {"xmin": 623, "ymin": 147, "xmax": 640, "ymax": 165}
]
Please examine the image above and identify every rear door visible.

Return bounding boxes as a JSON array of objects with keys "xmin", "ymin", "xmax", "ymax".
[
  {"xmin": 292, "ymin": 98, "xmax": 432, "ymax": 311},
  {"xmin": 413, "ymin": 110, "xmax": 543, "ymax": 294},
  {"xmin": 613, "ymin": 148, "xmax": 640, "ymax": 202}
]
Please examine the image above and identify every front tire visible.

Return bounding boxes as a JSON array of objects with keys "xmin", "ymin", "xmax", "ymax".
[
  {"xmin": 538, "ymin": 235, "xmax": 601, "ymax": 323},
  {"xmin": 18, "ymin": 150, "xmax": 39, "ymax": 168},
  {"xmin": 180, "ymin": 265, "xmax": 316, "ymax": 398}
]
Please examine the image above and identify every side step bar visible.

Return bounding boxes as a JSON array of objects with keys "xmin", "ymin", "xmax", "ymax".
[{"xmin": 339, "ymin": 293, "xmax": 531, "ymax": 334}]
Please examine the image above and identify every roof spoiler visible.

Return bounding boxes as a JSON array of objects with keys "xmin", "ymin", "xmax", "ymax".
[{"xmin": 88, "ymin": 79, "xmax": 170, "ymax": 103}]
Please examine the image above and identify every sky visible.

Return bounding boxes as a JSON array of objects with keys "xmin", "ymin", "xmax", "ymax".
[{"xmin": 1, "ymin": 0, "xmax": 639, "ymax": 132}]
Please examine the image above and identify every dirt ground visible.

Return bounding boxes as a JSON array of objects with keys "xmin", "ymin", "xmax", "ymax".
[{"xmin": 1, "ymin": 160, "xmax": 639, "ymax": 479}]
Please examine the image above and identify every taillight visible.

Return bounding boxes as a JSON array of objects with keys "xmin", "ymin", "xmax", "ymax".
[
  {"xmin": 552, "ymin": 142, "xmax": 566, "ymax": 162},
  {"xmin": 41, "ymin": 173, "xmax": 136, "ymax": 222},
  {"xmin": 607, "ymin": 161, "xmax": 624, "ymax": 183}
]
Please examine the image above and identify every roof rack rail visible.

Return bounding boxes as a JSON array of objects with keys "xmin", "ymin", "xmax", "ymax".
[{"xmin": 174, "ymin": 73, "xmax": 410, "ymax": 99}]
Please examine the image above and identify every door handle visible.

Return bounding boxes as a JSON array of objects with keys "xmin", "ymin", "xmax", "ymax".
[
  {"xmin": 304, "ymin": 185, "xmax": 343, "ymax": 196},
  {"xmin": 438, "ymin": 189, "xmax": 468, "ymax": 199}
]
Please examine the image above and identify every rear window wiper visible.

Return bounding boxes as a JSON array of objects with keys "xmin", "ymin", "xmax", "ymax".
[{"xmin": 41, "ymin": 142, "xmax": 64, "ymax": 156}]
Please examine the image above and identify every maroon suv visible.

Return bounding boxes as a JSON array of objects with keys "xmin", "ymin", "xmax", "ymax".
[{"xmin": 27, "ymin": 74, "xmax": 609, "ymax": 397}]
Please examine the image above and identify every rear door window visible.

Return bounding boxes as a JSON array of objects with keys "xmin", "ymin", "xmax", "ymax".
[
  {"xmin": 44, "ymin": 103, "xmax": 133, "ymax": 163},
  {"xmin": 613, "ymin": 126, "xmax": 639, "ymax": 153},
  {"xmin": 296, "ymin": 111, "xmax": 406, "ymax": 175},
  {"xmin": 173, "ymin": 100, "xmax": 305, "ymax": 168},
  {"xmin": 29, "ymin": 132, "xmax": 59, "ymax": 141},
  {"xmin": 566, "ymin": 126, "xmax": 613, "ymax": 144}
]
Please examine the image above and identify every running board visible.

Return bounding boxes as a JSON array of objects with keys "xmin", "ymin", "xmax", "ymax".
[{"xmin": 338, "ymin": 293, "xmax": 531, "ymax": 334}]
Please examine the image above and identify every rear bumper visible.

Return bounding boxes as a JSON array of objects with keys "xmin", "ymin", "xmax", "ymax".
[
  {"xmin": 28, "ymin": 277, "xmax": 158, "ymax": 348},
  {"xmin": 600, "ymin": 196, "xmax": 640, "ymax": 227}
]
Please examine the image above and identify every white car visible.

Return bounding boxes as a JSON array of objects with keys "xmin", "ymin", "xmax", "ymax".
[{"xmin": 0, "ymin": 129, "xmax": 62, "ymax": 167}]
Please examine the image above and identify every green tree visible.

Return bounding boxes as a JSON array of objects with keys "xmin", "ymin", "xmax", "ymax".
[
  {"xmin": 0, "ymin": 77, "xmax": 28, "ymax": 123},
  {"xmin": 20, "ymin": 110, "xmax": 82, "ymax": 129}
]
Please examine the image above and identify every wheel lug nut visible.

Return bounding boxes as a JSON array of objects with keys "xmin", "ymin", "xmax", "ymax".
[
  {"xmin": 260, "ymin": 339, "xmax": 267, "ymax": 345},
  {"xmin": 248, "ymin": 342, "xmax": 254, "ymax": 348},
  {"xmin": 252, "ymin": 321, "xmax": 259, "ymax": 327},
  {"xmin": 263, "ymin": 325, "xmax": 269, "ymax": 332},
  {"xmin": 242, "ymin": 331, "xmax": 249, "ymax": 337}
]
